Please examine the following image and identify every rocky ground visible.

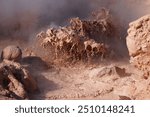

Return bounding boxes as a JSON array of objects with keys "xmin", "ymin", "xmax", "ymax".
[
  {"xmin": 29, "ymin": 60, "xmax": 150, "ymax": 100},
  {"xmin": 1, "ymin": 36, "xmax": 150, "ymax": 100}
]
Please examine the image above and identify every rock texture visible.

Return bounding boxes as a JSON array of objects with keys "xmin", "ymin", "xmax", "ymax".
[
  {"xmin": 0, "ymin": 60, "xmax": 38, "ymax": 99},
  {"xmin": 126, "ymin": 15, "xmax": 150, "ymax": 75},
  {"xmin": 1, "ymin": 45, "xmax": 22, "ymax": 62}
]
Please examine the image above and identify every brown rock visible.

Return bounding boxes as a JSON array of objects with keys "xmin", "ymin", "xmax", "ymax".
[
  {"xmin": 126, "ymin": 15, "xmax": 150, "ymax": 74},
  {"xmin": 97, "ymin": 66, "xmax": 128, "ymax": 78},
  {"xmin": 1, "ymin": 45, "xmax": 22, "ymax": 62},
  {"xmin": 0, "ymin": 60, "xmax": 38, "ymax": 99}
]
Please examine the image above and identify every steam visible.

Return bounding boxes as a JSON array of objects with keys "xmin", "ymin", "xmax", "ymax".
[
  {"xmin": 106, "ymin": 0, "xmax": 150, "ymax": 26},
  {"xmin": 0, "ymin": 0, "xmax": 92, "ymax": 39},
  {"xmin": 0, "ymin": 0, "xmax": 150, "ymax": 41},
  {"xmin": 91, "ymin": 0, "xmax": 150, "ymax": 56}
]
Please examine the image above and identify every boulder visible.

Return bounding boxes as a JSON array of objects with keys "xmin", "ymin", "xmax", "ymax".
[
  {"xmin": 126, "ymin": 15, "xmax": 150, "ymax": 74},
  {"xmin": 1, "ymin": 45, "xmax": 22, "ymax": 62}
]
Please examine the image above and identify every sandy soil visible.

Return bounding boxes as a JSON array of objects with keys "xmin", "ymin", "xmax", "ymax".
[{"xmin": 27, "ymin": 59, "xmax": 149, "ymax": 100}]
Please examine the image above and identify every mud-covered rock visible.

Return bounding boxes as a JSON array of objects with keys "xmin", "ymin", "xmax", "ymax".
[
  {"xmin": 126, "ymin": 15, "xmax": 150, "ymax": 75},
  {"xmin": 1, "ymin": 45, "xmax": 22, "ymax": 62},
  {"xmin": 0, "ymin": 60, "xmax": 38, "ymax": 99},
  {"xmin": 89, "ymin": 66, "xmax": 128, "ymax": 78}
]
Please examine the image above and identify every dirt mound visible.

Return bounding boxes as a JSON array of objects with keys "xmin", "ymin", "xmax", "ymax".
[{"xmin": 126, "ymin": 15, "xmax": 150, "ymax": 77}]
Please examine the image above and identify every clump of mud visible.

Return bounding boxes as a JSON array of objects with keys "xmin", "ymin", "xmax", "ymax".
[
  {"xmin": 36, "ymin": 9, "xmax": 118, "ymax": 64},
  {"xmin": 126, "ymin": 15, "xmax": 150, "ymax": 77}
]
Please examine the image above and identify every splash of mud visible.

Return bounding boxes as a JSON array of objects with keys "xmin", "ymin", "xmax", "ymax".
[{"xmin": 35, "ymin": 9, "xmax": 119, "ymax": 65}]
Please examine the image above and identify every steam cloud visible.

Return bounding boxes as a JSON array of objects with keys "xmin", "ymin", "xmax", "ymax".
[
  {"xmin": 0, "ymin": 0, "xmax": 150, "ymax": 41},
  {"xmin": 0, "ymin": 0, "xmax": 92, "ymax": 39}
]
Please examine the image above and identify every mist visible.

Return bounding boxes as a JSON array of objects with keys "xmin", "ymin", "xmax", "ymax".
[
  {"xmin": 0, "ymin": 0, "xmax": 92, "ymax": 40},
  {"xmin": 0, "ymin": 0, "xmax": 150, "ymax": 41}
]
